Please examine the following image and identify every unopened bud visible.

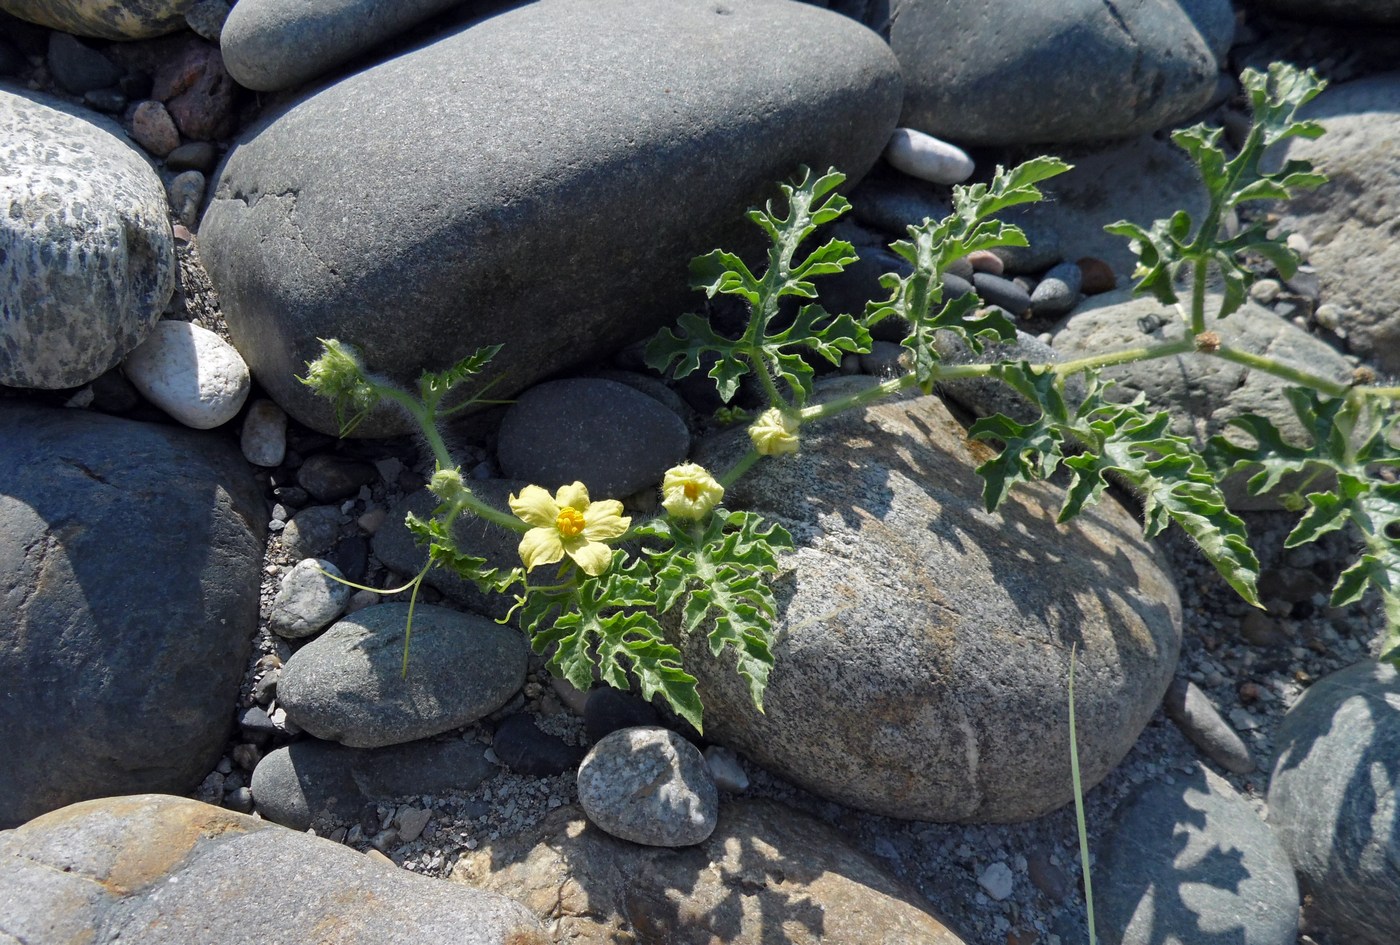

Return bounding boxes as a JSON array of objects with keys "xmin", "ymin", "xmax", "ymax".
[{"xmin": 1194, "ymin": 330, "xmax": 1221, "ymax": 353}]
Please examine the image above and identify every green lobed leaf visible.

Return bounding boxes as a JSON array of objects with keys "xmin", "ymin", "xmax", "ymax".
[
  {"xmin": 968, "ymin": 361, "xmax": 1071, "ymax": 510},
  {"xmin": 405, "ymin": 509, "xmax": 520, "ymax": 594},
  {"xmin": 416, "ymin": 344, "xmax": 503, "ymax": 406}
]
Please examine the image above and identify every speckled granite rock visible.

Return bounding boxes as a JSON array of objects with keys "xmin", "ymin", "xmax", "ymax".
[{"xmin": 0, "ymin": 0, "xmax": 194, "ymax": 39}]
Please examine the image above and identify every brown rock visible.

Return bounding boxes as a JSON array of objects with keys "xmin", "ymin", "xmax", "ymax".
[
  {"xmin": 153, "ymin": 38, "xmax": 235, "ymax": 140},
  {"xmin": 1076, "ymin": 256, "xmax": 1116, "ymax": 294},
  {"xmin": 451, "ymin": 798, "xmax": 968, "ymax": 945},
  {"xmin": 129, "ymin": 99, "xmax": 180, "ymax": 157}
]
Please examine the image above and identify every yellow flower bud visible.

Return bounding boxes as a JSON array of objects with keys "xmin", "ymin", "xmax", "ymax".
[
  {"xmin": 661, "ymin": 463, "xmax": 724, "ymax": 520},
  {"xmin": 748, "ymin": 408, "xmax": 800, "ymax": 457}
]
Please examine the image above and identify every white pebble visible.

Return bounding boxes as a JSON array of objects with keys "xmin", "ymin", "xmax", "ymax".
[
  {"xmin": 979, "ymin": 861, "xmax": 1014, "ymax": 900},
  {"xmin": 240, "ymin": 398, "xmax": 287, "ymax": 466},
  {"xmin": 123, "ymin": 320, "xmax": 250, "ymax": 429},
  {"xmin": 883, "ymin": 127, "xmax": 975, "ymax": 185},
  {"xmin": 703, "ymin": 745, "xmax": 750, "ymax": 792}
]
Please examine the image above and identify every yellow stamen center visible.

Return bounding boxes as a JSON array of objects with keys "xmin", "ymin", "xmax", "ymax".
[
  {"xmin": 555, "ymin": 507, "xmax": 586, "ymax": 538},
  {"xmin": 684, "ymin": 482, "xmax": 700, "ymax": 500}
]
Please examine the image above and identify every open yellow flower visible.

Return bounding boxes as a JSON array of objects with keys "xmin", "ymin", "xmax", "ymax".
[
  {"xmin": 509, "ymin": 482, "xmax": 630, "ymax": 577},
  {"xmin": 661, "ymin": 463, "xmax": 724, "ymax": 520},
  {"xmin": 748, "ymin": 407, "xmax": 801, "ymax": 456}
]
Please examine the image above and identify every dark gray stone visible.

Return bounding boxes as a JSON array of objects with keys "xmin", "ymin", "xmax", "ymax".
[
  {"xmin": 492, "ymin": 713, "xmax": 586, "ymax": 777},
  {"xmin": 46, "ymin": 32, "xmax": 121, "ymax": 94},
  {"xmin": 1268, "ymin": 661, "xmax": 1400, "ymax": 945},
  {"xmin": 278, "ymin": 603, "xmax": 528, "ymax": 748},
  {"xmin": 497, "ymin": 378, "xmax": 689, "ymax": 499},
  {"xmin": 373, "ymin": 483, "xmax": 525, "ymax": 619},
  {"xmin": 1, "ymin": 88, "xmax": 175, "ymax": 389},
  {"xmin": 0, "ymin": 795, "xmax": 544, "ymax": 943},
  {"xmin": 1096, "ymin": 765, "xmax": 1299, "ymax": 945},
  {"xmin": 200, "ymin": 0, "xmax": 902, "ymax": 436},
  {"xmin": 221, "ymin": 0, "xmax": 472, "ymax": 91},
  {"xmin": 1029, "ymin": 262, "xmax": 1083, "ymax": 318},
  {"xmin": 296, "ymin": 452, "xmax": 378, "ymax": 502},
  {"xmin": 1163, "ymin": 678, "xmax": 1257, "ymax": 775},
  {"xmin": 972, "ymin": 272, "xmax": 1031, "ymax": 317},
  {"xmin": 883, "ymin": 0, "xmax": 1232, "ymax": 145},
  {"xmin": 165, "ymin": 140, "xmax": 219, "ymax": 173},
  {"xmin": 250, "ymin": 737, "xmax": 496, "ymax": 830},
  {"xmin": 281, "ymin": 504, "xmax": 344, "ymax": 559},
  {"xmin": 0, "ymin": 36, "xmax": 23, "ymax": 76},
  {"xmin": 0, "ymin": 403, "xmax": 264, "ymax": 828},
  {"xmin": 683, "ymin": 378, "xmax": 1181, "ymax": 822}
]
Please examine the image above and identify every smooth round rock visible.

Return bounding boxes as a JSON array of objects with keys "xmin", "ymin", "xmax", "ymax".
[
  {"xmin": 884, "ymin": 0, "xmax": 1233, "ymax": 145},
  {"xmin": 240, "ymin": 397, "xmax": 287, "ymax": 466},
  {"xmin": 46, "ymin": 32, "xmax": 120, "ymax": 95},
  {"xmin": 122, "ymin": 320, "xmax": 251, "ymax": 429},
  {"xmin": 129, "ymin": 99, "xmax": 181, "ymax": 157},
  {"xmin": 296, "ymin": 452, "xmax": 377, "ymax": 502},
  {"xmin": 281, "ymin": 504, "xmax": 344, "ymax": 559},
  {"xmin": 577, "ymin": 726, "xmax": 718, "ymax": 847},
  {"xmin": 972, "ymin": 271, "xmax": 1031, "ymax": 317},
  {"xmin": 1, "ymin": 88, "xmax": 175, "ymax": 389},
  {"xmin": 0, "ymin": 403, "xmax": 264, "ymax": 828},
  {"xmin": 278, "ymin": 603, "xmax": 529, "ymax": 748},
  {"xmin": 497, "ymin": 378, "xmax": 689, "ymax": 499},
  {"xmin": 1269, "ymin": 661, "xmax": 1400, "ymax": 945},
  {"xmin": 883, "ymin": 126, "xmax": 974, "ymax": 184},
  {"xmin": 268, "ymin": 557, "xmax": 352, "ymax": 639},
  {"xmin": 1029, "ymin": 261, "xmax": 1083, "ymax": 318},
  {"xmin": 1163, "ymin": 678, "xmax": 1256, "ymax": 775},
  {"xmin": 221, "ymin": 0, "xmax": 468, "ymax": 92},
  {"xmin": 0, "ymin": 0, "xmax": 193, "ymax": 39},
  {"xmin": 684, "ymin": 378, "xmax": 1181, "ymax": 823},
  {"xmin": 1097, "ymin": 765, "xmax": 1299, "ymax": 945},
  {"xmin": 0, "ymin": 795, "xmax": 545, "ymax": 943},
  {"xmin": 199, "ymin": 0, "xmax": 901, "ymax": 436}
]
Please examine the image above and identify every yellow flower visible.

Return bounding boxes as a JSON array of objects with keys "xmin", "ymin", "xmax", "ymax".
[
  {"xmin": 509, "ymin": 482, "xmax": 630, "ymax": 577},
  {"xmin": 748, "ymin": 408, "xmax": 801, "ymax": 456},
  {"xmin": 661, "ymin": 463, "xmax": 724, "ymax": 520}
]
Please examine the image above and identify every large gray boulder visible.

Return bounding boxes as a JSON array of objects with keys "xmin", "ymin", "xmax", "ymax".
[
  {"xmin": 1271, "ymin": 73, "xmax": 1400, "ymax": 375},
  {"xmin": 0, "ymin": 795, "xmax": 545, "ymax": 944},
  {"xmin": 1096, "ymin": 765, "xmax": 1299, "ymax": 945},
  {"xmin": 683, "ymin": 378, "xmax": 1182, "ymax": 823},
  {"xmin": 0, "ymin": 404, "xmax": 265, "ymax": 828},
  {"xmin": 221, "ymin": 0, "xmax": 473, "ymax": 92},
  {"xmin": 200, "ymin": 0, "xmax": 902, "ymax": 436},
  {"xmin": 452, "ymin": 799, "xmax": 969, "ymax": 944},
  {"xmin": 1268, "ymin": 661, "xmax": 1400, "ymax": 945},
  {"xmin": 1, "ymin": 88, "xmax": 175, "ymax": 389},
  {"xmin": 865, "ymin": 0, "xmax": 1232, "ymax": 145},
  {"xmin": 1051, "ymin": 289, "xmax": 1354, "ymax": 510}
]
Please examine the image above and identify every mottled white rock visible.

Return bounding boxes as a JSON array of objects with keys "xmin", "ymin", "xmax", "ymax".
[
  {"xmin": 883, "ymin": 127, "xmax": 974, "ymax": 184},
  {"xmin": 703, "ymin": 745, "xmax": 749, "ymax": 792},
  {"xmin": 240, "ymin": 397, "xmax": 287, "ymax": 467},
  {"xmin": 123, "ymin": 320, "xmax": 250, "ymax": 429},
  {"xmin": 1, "ymin": 88, "xmax": 175, "ymax": 389},
  {"xmin": 268, "ymin": 558, "xmax": 351, "ymax": 639},
  {"xmin": 577, "ymin": 727, "xmax": 717, "ymax": 847},
  {"xmin": 979, "ymin": 862, "xmax": 1014, "ymax": 900}
]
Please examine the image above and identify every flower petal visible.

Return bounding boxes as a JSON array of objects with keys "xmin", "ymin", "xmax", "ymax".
[
  {"xmin": 581, "ymin": 500, "xmax": 630, "ymax": 541},
  {"xmin": 554, "ymin": 481, "xmax": 591, "ymax": 510},
  {"xmin": 565, "ymin": 538, "xmax": 614, "ymax": 577},
  {"xmin": 510, "ymin": 485, "xmax": 559, "ymax": 528},
  {"xmin": 518, "ymin": 526, "xmax": 564, "ymax": 571}
]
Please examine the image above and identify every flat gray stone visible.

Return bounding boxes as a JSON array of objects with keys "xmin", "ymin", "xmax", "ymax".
[
  {"xmin": 1270, "ymin": 73, "xmax": 1400, "ymax": 375},
  {"xmin": 683, "ymin": 378, "xmax": 1182, "ymax": 823},
  {"xmin": 251, "ymin": 737, "xmax": 496, "ymax": 830},
  {"xmin": 278, "ymin": 603, "xmax": 528, "ymax": 748},
  {"xmin": 1268, "ymin": 661, "xmax": 1400, "ymax": 945},
  {"xmin": 200, "ymin": 0, "xmax": 901, "ymax": 436},
  {"xmin": 221, "ymin": 0, "xmax": 469, "ymax": 91},
  {"xmin": 0, "ymin": 795, "xmax": 544, "ymax": 943},
  {"xmin": 877, "ymin": 0, "xmax": 1232, "ymax": 145},
  {"xmin": 268, "ymin": 557, "xmax": 352, "ymax": 639},
  {"xmin": 1051, "ymin": 289, "xmax": 1354, "ymax": 510},
  {"xmin": 0, "ymin": 403, "xmax": 264, "ymax": 828},
  {"xmin": 1096, "ymin": 765, "xmax": 1299, "ymax": 945},
  {"xmin": 1, "ymin": 88, "xmax": 175, "ymax": 388},
  {"xmin": 497, "ymin": 378, "xmax": 689, "ymax": 499},
  {"xmin": 451, "ymin": 798, "xmax": 968, "ymax": 944}
]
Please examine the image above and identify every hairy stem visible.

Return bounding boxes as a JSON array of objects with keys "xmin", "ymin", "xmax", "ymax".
[{"xmin": 1213, "ymin": 345, "xmax": 1351, "ymax": 398}]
